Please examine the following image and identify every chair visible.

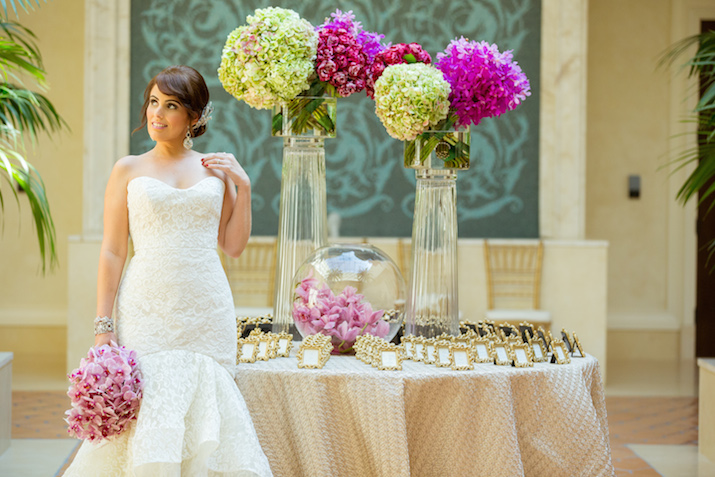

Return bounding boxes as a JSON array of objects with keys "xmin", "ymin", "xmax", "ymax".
[
  {"xmin": 483, "ymin": 239, "xmax": 551, "ymax": 328},
  {"xmin": 220, "ymin": 236, "xmax": 277, "ymax": 317}
]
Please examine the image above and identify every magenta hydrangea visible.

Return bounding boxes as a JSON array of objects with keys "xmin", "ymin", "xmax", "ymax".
[
  {"xmin": 366, "ymin": 42, "xmax": 431, "ymax": 99},
  {"xmin": 65, "ymin": 342, "xmax": 143, "ymax": 443},
  {"xmin": 293, "ymin": 276, "xmax": 389, "ymax": 354},
  {"xmin": 315, "ymin": 9, "xmax": 378, "ymax": 97},
  {"xmin": 435, "ymin": 37, "xmax": 531, "ymax": 127}
]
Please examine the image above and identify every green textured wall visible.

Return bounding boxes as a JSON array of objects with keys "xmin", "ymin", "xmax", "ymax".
[{"xmin": 130, "ymin": 0, "xmax": 541, "ymax": 237}]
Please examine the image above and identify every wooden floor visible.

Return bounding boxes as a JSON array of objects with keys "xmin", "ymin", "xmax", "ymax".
[{"xmin": 9, "ymin": 390, "xmax": 700, "ymax": 476}]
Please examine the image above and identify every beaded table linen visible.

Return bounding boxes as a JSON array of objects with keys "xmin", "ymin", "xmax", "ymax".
[{"xmin": 235, "ymin": 351, "xmax": 614, "ymax": 477}]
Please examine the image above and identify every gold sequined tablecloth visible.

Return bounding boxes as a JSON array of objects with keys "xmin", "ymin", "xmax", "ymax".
[{"xmin": 234, "ymin": 349, "xmax": 614, "ymax": 477}]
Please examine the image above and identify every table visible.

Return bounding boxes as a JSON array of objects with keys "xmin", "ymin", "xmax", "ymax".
[{"xmin": 235, "ymin": 348, "xmax": 614, "ymax": 477}]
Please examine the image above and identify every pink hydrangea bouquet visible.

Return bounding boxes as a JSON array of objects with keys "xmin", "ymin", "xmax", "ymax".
[
  {"xmin": 292, "ymin": 275, "xmax": 390, "ymax": 354},
  {"xmin": 65, "ymin": 342, "xmax": 143, "ymax": 443}
]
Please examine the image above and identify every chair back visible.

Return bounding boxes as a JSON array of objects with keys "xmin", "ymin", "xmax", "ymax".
[
  {"xmin": 220, "ymin": 237, "xmax": 277, "ymax": 307},
  {"xmin": 484, "ymin": 240, "xmax": 543, "ymax": 310},
  {"xmin": 396, "ymin": 238, "xmax": 412, "ymax": 283}
]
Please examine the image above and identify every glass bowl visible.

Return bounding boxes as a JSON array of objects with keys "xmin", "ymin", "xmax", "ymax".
[{"xmin": 291, "ymin": 243, "xmax": 406, "ymax": 354}]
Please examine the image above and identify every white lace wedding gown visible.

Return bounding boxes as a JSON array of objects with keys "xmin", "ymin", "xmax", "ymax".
[{"xmin": 64, "ymin": 175, "xmax": 273, "ymax": 477}]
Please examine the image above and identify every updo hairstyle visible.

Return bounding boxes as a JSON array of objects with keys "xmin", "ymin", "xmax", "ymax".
[{"xmin": 134, "ymin": 65, "xmax": 210, "ymax": 138}]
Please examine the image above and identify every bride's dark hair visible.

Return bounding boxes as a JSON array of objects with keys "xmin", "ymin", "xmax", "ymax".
[{"xmin": 134, "ymin": 65, "xmax": 210, "ymax": 137}]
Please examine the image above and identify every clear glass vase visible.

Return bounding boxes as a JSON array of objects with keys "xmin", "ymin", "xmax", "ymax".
[
  {"xmin": 271, "ymin": 97, "xmax": 336, "ymax": 334},
  {"xmin": 403, "ymin": 127, "xmax": 470, "ymax": 338}
]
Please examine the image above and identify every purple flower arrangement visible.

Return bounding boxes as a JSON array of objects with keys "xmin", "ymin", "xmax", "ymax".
[
  {"xmin": 65, "ymin": 342, "xmax": 143, "ymax": 443},
  {"xmin": 435, "ymin": 37, "xmax": 531, "ymax": 128},
  {"xmin": 292, "ymin": 275, "xmax": 390, "ymax": 354}
]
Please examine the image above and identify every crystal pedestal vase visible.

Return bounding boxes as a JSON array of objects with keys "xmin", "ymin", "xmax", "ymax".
[
  {"xmin": 271, "ymin": 96, "xmax": 336, "ymax": 334},
  {"xmin": 403, "ymin": 127, "xmax": 470, "ymax": 338}
]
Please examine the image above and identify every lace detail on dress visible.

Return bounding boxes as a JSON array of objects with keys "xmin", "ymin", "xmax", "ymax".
[{"xmin": 64, "ymin": 176, "xmax": 273, "ymax": 476}]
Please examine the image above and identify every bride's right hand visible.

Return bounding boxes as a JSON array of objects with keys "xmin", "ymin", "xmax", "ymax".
[{"xmin": 94, "ymin": 332, "xmax": 118, "ymax": 348}]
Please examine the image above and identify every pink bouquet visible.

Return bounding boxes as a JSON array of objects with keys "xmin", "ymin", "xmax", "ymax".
[
  {"xmin": 314, "ymin": 9, "xmax": 386, "ymax": 97},
  {"xmin": 65, "ymin": 342, "xmax": 143, "ymax": 443},
  {"xmin": 292, "ymin": 275, "xmax": 390, "ymax": 354},
  {"xmin": 435, "ymin": 37, "xmax": 531, "ymax": 127}
]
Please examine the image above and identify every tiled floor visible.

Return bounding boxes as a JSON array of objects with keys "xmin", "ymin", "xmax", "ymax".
[{"xmin": 2, "ymin": 359, "xmax": 711, "ymax": 476}]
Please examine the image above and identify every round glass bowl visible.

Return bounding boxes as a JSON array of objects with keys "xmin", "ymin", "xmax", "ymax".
[{"xmin": 291, "ymin": 243, "xmax": 406, "ymax": 354}]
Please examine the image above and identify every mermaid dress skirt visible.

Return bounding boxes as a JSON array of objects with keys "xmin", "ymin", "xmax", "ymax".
[{"xmin": 64, "ymin": 176, "xmax": 273, "ymax": 476}]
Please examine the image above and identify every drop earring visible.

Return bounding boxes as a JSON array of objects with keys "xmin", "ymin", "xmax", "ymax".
[{"xmin": 183, "ymin": 128, "xmax": 193, "ymax": 150}]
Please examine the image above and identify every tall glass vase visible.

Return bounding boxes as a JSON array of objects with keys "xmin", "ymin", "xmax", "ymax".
[
  {"xmin": 271, "ymin": 96, "xmax": 336, "ymax": 334},
  {"xmin": 403, "ymin": 127, "xmax": 470, "ymax": 338}
]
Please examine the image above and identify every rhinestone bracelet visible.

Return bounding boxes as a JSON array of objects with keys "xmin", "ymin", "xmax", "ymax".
[{"xmin": 94, "ymin": 315, "xmax": 115, "ymax": 335}]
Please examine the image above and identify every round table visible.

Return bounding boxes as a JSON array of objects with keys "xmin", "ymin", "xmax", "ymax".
[{"xmin": 235, "ymin": 347, "xmax": 614, "ymax": 477}]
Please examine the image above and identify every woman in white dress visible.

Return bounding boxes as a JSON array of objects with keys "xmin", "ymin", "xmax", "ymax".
[{"xmin": 64, "ymin": 65, "xmax": 273, "ymax": 476}]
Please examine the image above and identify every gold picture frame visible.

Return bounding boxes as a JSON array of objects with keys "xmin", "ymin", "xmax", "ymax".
[
  {"xmin": 450, "ymin": 344, "xmax": 474, "ymax": 370},
  {"xmin": 376, "ymin": 345, "xmax": 402, "ymax": 371},
  {"xmin": 510, "ymin": 342, "xmax": 534, "ymax": 368},
  {"xmin": 412, "ymin": 337, "xmax": 426, "ymax": 362},
  {"xmin": 493, "ymin": 342, "xmax": 512, "ymax": 366},
  {"xmin": 519, "ymin": 322, "xmax": 536, "ymax": 342},
  {"xmin": 550, "ymin": 339, "xmax": 571, "ymax": 364},
  {"xmin": 561, "ymin": 328, "xmax": 573, "ymax": 353},
  {"xmin": 473, "ymin": 338, "xmax": 494, "ymax": 363},
  {"xmin": 423, "ymin": 338, "xmax": 437, "ymax": 365},
  {"xmin": 434, "ymin": 340, "xmax": 453, "ymax": 367},
  {"xmin": 529, "ymin": 337, "xmax": 548, "ymax": 363},
  {"xmin": 401, "ymin": 335, "xmax": 415, "ymax": 360},
  {"xmin": 237, "ymin": 337, "xmax": 259, "ymax": 364},
  {"xmin": 572, "ymin": 332, "xmax": 585, "ymax": 357},
  {"xmin": 276, "ymin": 332, "xmax": 293, "ymax": 358},
  {"xmin": 297, "ymin": 334, "xmax": 332, "ymax": 369}
]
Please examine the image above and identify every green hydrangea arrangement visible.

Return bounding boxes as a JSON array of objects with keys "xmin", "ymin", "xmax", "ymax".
[
  {"xmin": 373, "ymin": 63, "xmax": 451, "ymax": 141},
  {"xmin": 218, "ymin": 7, "xmax": 318, "ymax": 110}
]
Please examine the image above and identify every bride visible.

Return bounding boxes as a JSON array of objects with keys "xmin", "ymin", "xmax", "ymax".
[{"xmin": 64, "ymin": 65, "xmax": 273, "ymax": 476}]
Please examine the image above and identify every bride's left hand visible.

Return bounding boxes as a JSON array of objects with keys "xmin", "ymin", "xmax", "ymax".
[{"xmin": 201, "ymin": 152, "xmax": 250, "ymax": 188}]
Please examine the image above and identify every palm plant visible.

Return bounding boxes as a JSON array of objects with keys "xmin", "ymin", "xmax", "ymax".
[
  {"xmin": 660, "ymin": 31, "xmax": 715, "ymax": 207},
  {"xmin": 0, "ymin": 1, "xmax": 65, "ymax": 273},
  {"xmin": 660, "ymin": 31, "xmax": 715, "ymax": 265}
]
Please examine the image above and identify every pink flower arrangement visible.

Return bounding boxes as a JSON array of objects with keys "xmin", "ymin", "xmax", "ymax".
[
  {"xmin": 435, "ymin": 37, "xmax": 531, "ymax": 127},
  {"xmin": 65, "ymin": 342, "xmax": 143, "ymax": 443},
  {"xmin": 366, "ymin": 42, "xmax": 432, "ymax": 98},
  {"xmin": 293, "ymin": 275, "xmax": 390, "ymax": 354},
  {"xmin": 315, "ymin": 10, "xmax": 385, "ymax": 97}
]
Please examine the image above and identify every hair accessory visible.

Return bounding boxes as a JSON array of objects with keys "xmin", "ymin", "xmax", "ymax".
[
  {"xmin": 94, "ymin": 315, "xmax": 115, "ymax": 335},
  {"xmin": 183, "ymin": 129, "xmax": 193, "ymax": 150},
  {"xmin": 192, "ymin": 101, "xmax": 214, "ymax": 131}
]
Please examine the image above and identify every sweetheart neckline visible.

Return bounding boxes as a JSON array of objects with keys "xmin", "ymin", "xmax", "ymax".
[{"xmin": 128, "ymin": 175, "xmax": 223, "ymax": 191}]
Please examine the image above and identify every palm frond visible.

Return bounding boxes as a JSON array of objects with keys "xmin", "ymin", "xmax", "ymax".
[
  {"xmin": 0, "ymin": 12, "xmax": 64, "ymax": 274},
  {"xmin": 0, "ymin": 0, "xmax": 45, "ymax": 20},
  {"xmin": 0, "ymin": 135, "xmax": 56, "ymax": 272}
]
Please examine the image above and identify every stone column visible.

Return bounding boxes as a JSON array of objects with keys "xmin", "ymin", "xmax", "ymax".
[
  {"xmin": 67, "ymin": 0, "xmax": 130, "ymax": 372},
  {"xmin": 539, "ymin": 0, "xmax": 589, "ymax": 240}
]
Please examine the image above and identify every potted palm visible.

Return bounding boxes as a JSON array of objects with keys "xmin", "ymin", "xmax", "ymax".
[{"xmin": 0, "ymin": 0, "xmax": 66, "ymax": 273}]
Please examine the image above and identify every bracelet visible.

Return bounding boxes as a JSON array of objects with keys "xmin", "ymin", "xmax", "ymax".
[{"xmin": 94, "ymin": 315, "xmax": 115, "ymax": 335}]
